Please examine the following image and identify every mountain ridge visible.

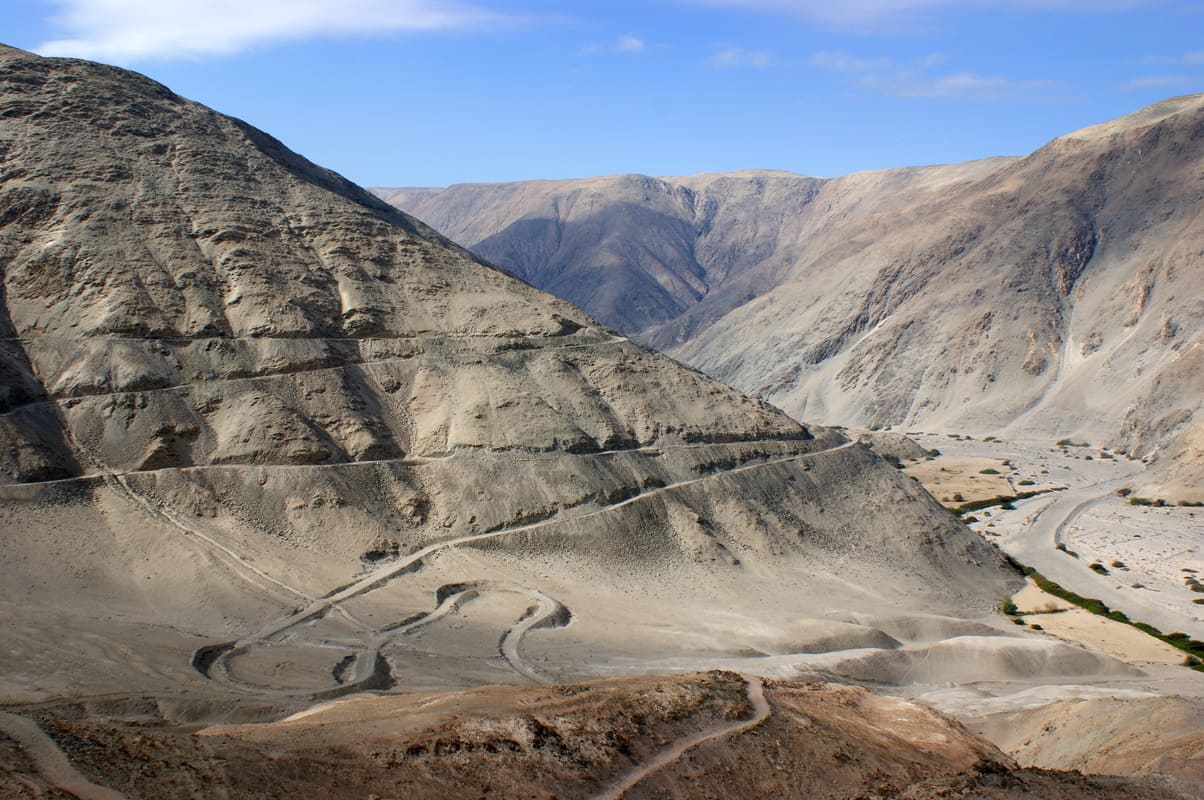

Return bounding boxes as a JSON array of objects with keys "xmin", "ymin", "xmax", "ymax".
[{"xmin": 376, "ymin": 94, "xmax": 1204, "ymax": 500}]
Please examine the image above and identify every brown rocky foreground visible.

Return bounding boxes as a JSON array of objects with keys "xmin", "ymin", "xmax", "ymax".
[{"xmin": 0, "ymin": 673, "xmax": 1188, "ymax": 800}]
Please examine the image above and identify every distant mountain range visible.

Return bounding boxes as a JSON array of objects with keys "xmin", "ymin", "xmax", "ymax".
[{"xmin": 376, "ymin": 94, "xmax": 1204, "ymax": 500}]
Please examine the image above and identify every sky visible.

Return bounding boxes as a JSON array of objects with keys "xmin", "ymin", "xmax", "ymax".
[{"xmin": 4, "ymin": 1, "xmax": 1204, "ymax": 187}]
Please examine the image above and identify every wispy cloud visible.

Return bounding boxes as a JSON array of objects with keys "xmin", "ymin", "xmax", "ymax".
[
  {"xmin": 708, "ymin": 47, "xmax": 771, "ymax": 68},
  {"xmin": 810, "ymin": 50, "xmax": 1056, "ymax": 99},
  {"xmin": 37, "ymin": 0, "xmax": 513, "ymax": 62},
  {"xmin": 582, "ymin": 34, "xmax": 648, "ymax": 56},
  {"xmin": 1120, "ymin": 74, "xmax": 1194, "ymax": 90},
  {"xmin": 1145, "ymin": 50, "xmax": 1204, "ymax": 66},
  {"xmin": 685, "ymin": 1, "xmax": 1149, "ymax": 30},
  {"xmin": 616, "ymin": 34, "xmax": 646, "ymax": 53}
]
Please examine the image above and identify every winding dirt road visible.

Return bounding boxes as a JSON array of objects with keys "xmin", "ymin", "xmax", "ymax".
[
  {"xmin": 190, "ymin": 436, "xmax": 858, "ymax": 697},
  {"xmin": 0, "ymin": 711, "xmax": 127, "ymax": 800},
  {"xmin": 999, "ymin": 474, "xmax": 1204, "ymax": 639},
  {"xmin": 588, "ymin": 675, "xmax": 770, "ymax": 800}
]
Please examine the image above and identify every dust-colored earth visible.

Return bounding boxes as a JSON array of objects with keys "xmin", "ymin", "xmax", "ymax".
[
  {"xmin": 0, "ymin": 45, "xmax": 1200, "ymax": 799},
  {"xmin": 0, "ymin": 673, "xmax": 1191, "ymax": 800}
]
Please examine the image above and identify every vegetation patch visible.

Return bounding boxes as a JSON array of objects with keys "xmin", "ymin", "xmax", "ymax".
[
  {"xmin": 950, "ymin": 488, "xmax": 1058, "ymax": 515},
  {"xmin": 1056, "ymin": 542, "xmax": 1079, "ymax": 558},
  {"xmin": 1011, "ymin": 562, "xmax": 1204, "ymax": 672}
]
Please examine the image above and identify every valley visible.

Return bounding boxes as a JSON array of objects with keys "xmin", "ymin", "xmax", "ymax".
[
  {"xmin": 0, "ymin": 43, "xmax": 1200, "ymax": 799},
  {"xmin": 378, "ymin": 94, "xmax": 1204, "ymax": 504}
]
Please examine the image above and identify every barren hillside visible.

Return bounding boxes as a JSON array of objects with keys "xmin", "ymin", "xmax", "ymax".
[
  {"xmin": 0, "ymin": 44, "xmax": 1025, "ymax": 706},
  {"xmin": 378, "ymin": 96, "xmax": 1204, "ymax": 500}
]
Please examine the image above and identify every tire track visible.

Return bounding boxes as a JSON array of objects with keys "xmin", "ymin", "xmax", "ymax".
[
  {"xmin": 195, "ymin": 437, "xmax": 856, "ymax": 697},
  {"xmin": 229, "ymin": 439, "xmax": 856, "ymax": 648},
  {"xmin": 588, "ymin": 675, "xmax": 770, "ymax": 800},
  {"xmin": 498, "ymin": 588, "xmax": 570, "ymax": 684},
  {"xmin": 0, "ymin": 434, "xmax": 824, "ymax": 490}
]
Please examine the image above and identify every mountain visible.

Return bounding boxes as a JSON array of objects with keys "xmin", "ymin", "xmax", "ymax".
[
  {"xmin": 0, "ymin": 42, "xmax": 1027, "ymax": 712},
  {"xmin": 376, "ymin": 95, "xmax": 1204, "ymax": 501}
]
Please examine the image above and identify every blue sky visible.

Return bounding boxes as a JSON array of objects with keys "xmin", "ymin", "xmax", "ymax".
[{"xmin": 5, "ymin": 1, "xmax": 1203, "ymax": 187}]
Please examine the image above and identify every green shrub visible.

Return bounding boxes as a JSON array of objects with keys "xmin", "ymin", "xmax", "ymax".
[
  {"xmin": 1018, "ymin": 479, "xmax": 1036, "ymax": 486},
  {"xmin": 979, "ymin": 468, "xmax": 1000, "ymax": 475},
  {"xmin": 1089, "ymin": 562, "xmax": 1110, "ymax": 575}
]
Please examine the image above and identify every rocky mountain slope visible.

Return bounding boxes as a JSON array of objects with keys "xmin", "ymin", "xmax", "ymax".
[
  {"xmin": 4, "ymin": 44, "xmax": 1202, "ymax": 799},
  {"xmin": 0, "ymin": 43, "xmax": 1029, "ymax": 708},
  {"xmin": 378, "ymin": 95, "xmax": 1204, "ymax": 500}
]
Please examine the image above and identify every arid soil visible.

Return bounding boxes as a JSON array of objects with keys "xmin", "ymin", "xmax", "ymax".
[
  {"xmin": 0, "ymin": 673, "xmax": 1189, "ymax": 800},
  {"xmin": 1, "ymin": 44, "xmax": 1200, "ymax": 799}
]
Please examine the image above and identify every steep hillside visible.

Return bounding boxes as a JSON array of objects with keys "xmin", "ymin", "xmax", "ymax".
[
  {"xmin": 0, "ymin": 43, "xmax": 1027, "ymax": 711},
  {"xmin": 377, "ymin": 161, "xmax": 1008, "ymax": 336},
  {"xmin": 378, "ymin": 96, "xmax": 1203, "ymax": 499}
]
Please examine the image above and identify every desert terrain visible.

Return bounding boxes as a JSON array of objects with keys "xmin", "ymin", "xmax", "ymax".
[
  {"xmin": 378, "ymin": 94, "xmax": 1204, "ymax": 502},
  {"xmin": 0, "ymin": 44, "xmax": 1201, "ymax": 798}
]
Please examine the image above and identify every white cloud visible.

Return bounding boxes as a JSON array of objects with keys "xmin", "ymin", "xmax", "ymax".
[
  {"xmin": 708, "ymin": 47, "xmax": 771, "ymax": 68},
  {"xmin": 685, "ymin": 0, "xmax": 1149, "ymax": 29},
  {"xmin": 616, "ymin": 34, "xmax": 646, "ymax": 53},
  {"xmin": 581, "ymin": 34, "xmax": 647, "ymax": 57},
  {"xmin": 1148, "ymin": 50, "xmax": 1204, "ymax": 66},
  {"xmin": 1121, "ymin": 74, "xmax": 1193, "ymax": 89},
  {"xmin": 37, "ymin": 0, "xmax": 513, "ymax": 62},
  {"xmin": 811, "ymin": 50, "xmax": 1055, "ymax": 99}
]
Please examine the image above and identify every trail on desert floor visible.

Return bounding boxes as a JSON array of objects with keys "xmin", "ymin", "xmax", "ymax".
[
  {"xmin": 587, "ymin": 675, "xmax": 771, "ymax": 800},
  {"xmin": 1002, "ymin": 474, "xmax": 1204, "ymax": 638},
  {"xmin": 0, "ymin": 711, "xmax": 127, "ymax": 800},
  {"xmin": 202, "ymin": 438, "xmax": 857, "ymax": 696},
  {"xmin": 229, "ymin": 438, "xmax": 856, "ymax": 646}
]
